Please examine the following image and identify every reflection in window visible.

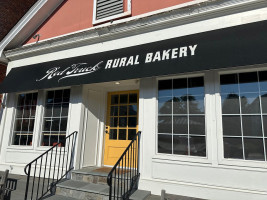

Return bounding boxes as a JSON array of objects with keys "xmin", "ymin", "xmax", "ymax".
[
  {"xmin": 158, "ymin": 77, "xmax": 206, "ymax": 157},
  {"xmin": 13, "ymin": 93, "xmax": 38, "ymax": 145},
  {"xmin": 221, "ymin": 71, "xmax": 267, "ymax": 161},
  {"xmin": 41, "ymin": 89, "xmax": 70, "ymax": 146}
]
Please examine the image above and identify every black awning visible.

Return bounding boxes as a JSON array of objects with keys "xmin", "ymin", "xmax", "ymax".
[{"xmin": 1, "ymin": 20, "xmax": 267, "ymax": 93}]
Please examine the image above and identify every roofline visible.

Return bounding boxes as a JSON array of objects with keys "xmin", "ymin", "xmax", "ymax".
[{"xmin": 0, "ymin": 0, "xmax": 65, "ymax": 64}]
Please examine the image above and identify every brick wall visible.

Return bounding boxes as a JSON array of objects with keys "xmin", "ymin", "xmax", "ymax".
[
  {"xmin": 0, "ymin": 0, "xmax": 38, "ymax": 41},
  {"xmin": 0, "ymin": 63, "xmax": 6, "ymax": 83}
]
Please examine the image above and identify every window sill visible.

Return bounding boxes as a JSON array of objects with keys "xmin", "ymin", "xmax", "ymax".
[
  {"xmin": 218, "ymin": 158, "xmax": 267, "ymax": 169},
  {"xmin": 7, "ymin": 145, "xmax": 34, "ymax": 151},
  {"xmin": 93, "ymin": 11, "xmax": 131, "ymax": 26},
  {"xmin": 152, "ymin": 153, "xmax": 211, "ymax": 165}
]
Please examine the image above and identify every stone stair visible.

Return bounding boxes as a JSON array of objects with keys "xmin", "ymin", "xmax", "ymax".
[{"xmin": 55, "ymin": 166, "xmax": 150, "ymax": 200}]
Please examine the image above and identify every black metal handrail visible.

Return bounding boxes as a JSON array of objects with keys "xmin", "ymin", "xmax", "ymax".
[
  {"xmin": 24, "ymin": 131, "xmax": 78, "ymax": 200},
  {"xmin": 107, "ymin": 131, "xmax": 141, "ymax": 200}
]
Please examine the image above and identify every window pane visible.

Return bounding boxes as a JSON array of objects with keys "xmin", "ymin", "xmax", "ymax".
[
  {"xmin": 21, "ymin": 119, "xmax": 29, "ymax": 131},
  {"xmin": 42, "ymin": 135, "xmax": 50, "ymax": 146},
  {"xmin": 239, "ymin": 72, "xmax": 258, "ymax": 93},
  {"xmin": 17, "ymin": 94, "xmax": 26, "ymax": 106},
  {"xmin": 45, "ymin": 104, "xmax": 53, "ymax": 117},
  {"xmin": 128, "ymin": 129, "xmax": 137, "ymax": 140},
  {"xmin": 242, "ymin": 116, "xmax": 262, "ymax": 137},
  {"xmin": 173, "ymin": 116, "xmax": 187, "ymax": 134},
  {"xmin": 259, "ymin": 71, "xmax": 267, "ymax": 92},
  {"xmin": 188, "ymin": 77, "xmax": 204, "ymax": 95},
  {"xmin": 14, "ymin": 120, "xmax": 22, "ymax": 132},
  {"xmin": 43, "ymin": 119, "xmax": 51, "ymax": 132},
  {"xmin": 188, "ymin": 95, "xmax": 204, "ymax": 114},
  {"xmin": 261, "ymin": 93, "xmax": 267, "ymax": 113},
  {"xmin": 60, "ymin": 118, "xmax": 68, "ymax": 131},
  {"xmin": 119, "ymin": 106, "xmax": 127, "ymax": 116},
  {"xmin": 109, "ymin": 129, "xmax": 117, "ymax": 140},
  {"xmin": 173, "ymin": 78, "xmax": 187, "ymax": 96},
  {"xmin": 54, "ymin": 90, "xmax": 63, "ymax": 103},
  {"xmin": 25, "ymin": 93, "xmax": 33, "ymax": 105},
  {"xmin": 158, "ymin": 80, "xmax": 172, "ymax": 97},
  {"xmin": 240, "ymin": 93, "xmax": 260, "ymax": 114},
  {"xmin": 31, "ymin": 106, "xmax": 36, "ymax": 118},
  {"xmin": 119, "ymin": 129, "xmax": 126, "ymax": 140},
  {"xmin": 221, "ymin": 94, "xmax": 240, "ymax": 114},
  {"xmin": 61, "ymin": 103, "xmax": 69, "ymax": 117},
  {"xmin": 173, "ymin": 135, "xmax": 188, "ymax": 155},
  {"xmin": 63, "ymin": 89, "xmax": 70, "ymax": 102},
  {"xmin": 110, "ymin": 106, "xmax": 118, "ymax": 116},
  {"xmin": 53, "ymin": 104, "xmax": 61, "ymax": 117},
  {"xmin": 110, "ymin": 117, "xmax": 118, "ymax": 127},
  {"xmin": 263, "ymin": 116, "xmax": 267, "ymax": 136},
  {"xmin": 223, "ymin": 137, "xmax": 243, "ymax": 159},
  {"xmin": 128, "ymin": 105, "xmax": 137, "ymax": 116},
  {"xmin": 190, "ymin": 136, "xmax": 206, "ymax": 156},
  {"xmin": 129, "ymin": 93, "xmax": 137, "ymax": 103},
  {"xmin": 23, "ymin": 105, "xmax": 31, "ymax": 118},
  {"xmin": 220, "ymin": 74, "xmax": 238, "ymax": 94},
  {"xmin": 111, "ymin": 95, "xmax": 119, "ymax": 104},
  {"xmin": 244, "ymin": 138, "xmax": 264, "ymax": 161},
  {"xmin": 47, "ymin": 91, "xmax": 54, "ymax": 104},
  {"xmin": 158, "ymin": 97, "xmax": 172, "ymax": 114},
  {"xmin": 173, "ymin": 96, "xmax": 187, "ymax": 114},
  {"xmin": 16, "ymin": 106, "xmax": 23, "ymax": 118},
  {"xmin": 120, "ymin": 94, "xmax": 128, "ymax": 104},
  {"xmin": 158, "ymin": 116, "xmax": 172, "ymax": 133},
  {"xmin": 51, "ymin": 119, "xmax": 60, "ymax": 132},
  {"xmin": 128, "ymin": 117, "xmax": 137, "ymax": 127},
  {"xmin": 222, "ymin": 116, "xmax": 242, "ymax": 136},
  {"xmin": 158, "ymin": 134, "xmax": 172, "ymax": 154},
  {"xmin": 189, "ymin": 116, "xmax": 205, "ymax": 135},
  {"xmin": 119, "ymin": 117, "xmax": 127, "ymax": 127},
  {"xmin": 29, "ymin": 119, "xmax": 35, "ymax": 132}
]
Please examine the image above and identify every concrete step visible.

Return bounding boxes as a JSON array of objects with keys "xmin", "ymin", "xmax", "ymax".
[
  {"xmin": 56, "ymin": 179, "xmax": 110, "ymax": 200},
  {"xmin": 71, "ymin": 166, "xmax": 109, "ymax": 185},
  {"xmin": 43, "ymin": 194, "xmax": 79, "ymax": 200},
  {"xmin": 130, "ymin": 189, "xmax": 151, "ymax": 200}
]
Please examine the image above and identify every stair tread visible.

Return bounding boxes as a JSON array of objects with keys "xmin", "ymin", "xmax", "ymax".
[
  {"xmin": 57, "ymin": 179, "xmax": 109, "ymax": 195},
  {"xmin": 72, "ymin": 166, "xmax": 110, "ymax": 177},
  {"xmin": 130, "ymin": 189, "xmax": 151, "ymax": 200},
  {"xmin": 43, "ymin": 194, "xmax": 79, "ymax": 200}
]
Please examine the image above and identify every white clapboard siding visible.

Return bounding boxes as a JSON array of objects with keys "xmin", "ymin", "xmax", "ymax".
[{"xmin": 96, "ymin": 0, "xmax": 124, "ymax": 20}]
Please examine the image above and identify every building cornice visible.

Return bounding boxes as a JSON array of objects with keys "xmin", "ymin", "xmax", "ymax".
[{"xmin": 5, "ymin": 0, "xmax": 267, "ymax": 61}]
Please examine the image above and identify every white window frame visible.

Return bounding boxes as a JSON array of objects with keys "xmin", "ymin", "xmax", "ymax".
[
  {"xmin": 216, "ymin": 66, "xmax": 267, "ymax": 169},
  {"xmin": 38, "ymin": 87, "xmax": 71, "ymax": 148},
  {"xmin": 92, "ymin": 0, "xmax": 131, "ymax": 25},
  {"xmin": 153, "ymin": 72, "xmax": 213, "ymax": 165},
  {"xmin": 8, "ymin": 90, "xmax": 39, "ymax": 149}
]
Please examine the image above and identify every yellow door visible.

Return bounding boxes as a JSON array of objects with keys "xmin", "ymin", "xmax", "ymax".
[{"xmin": 104, "ymin": 90, "xmax": 139, "ymax": 166}]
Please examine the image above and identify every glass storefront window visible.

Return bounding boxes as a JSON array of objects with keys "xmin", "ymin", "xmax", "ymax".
[
  {"xmin": 221, "ymin": 71, "xmax": 267, "ymax": 161},
  {"xmin": 13, "ymin": 92, "xmax": 38, "ymax": 145},
  {"xmin": 158, "ymin": 77, "xmax": 206, "ymax": 157},
  {"xmin": 41, "ymin": 89, "xmax": 70, "ymax": 146}
]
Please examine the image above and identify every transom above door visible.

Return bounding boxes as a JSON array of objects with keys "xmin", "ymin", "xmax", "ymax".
[{"xmin": 104, "ymin": 90, "xmax": 139, "ymax": 166}]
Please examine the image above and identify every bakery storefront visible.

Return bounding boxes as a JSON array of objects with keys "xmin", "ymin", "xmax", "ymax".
[{"xmin": 1, "ymin": 20, "xmax": 267, "ymax": 199}]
